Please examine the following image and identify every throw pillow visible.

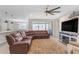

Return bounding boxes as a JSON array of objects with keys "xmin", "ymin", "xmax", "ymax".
[
  {"xmin": 15, "ymin": 33, "xmax": 23, "ymax": 42},
  {"xmin": 21, "ymin": 31, "xmax": 27, "ymax": 39}
]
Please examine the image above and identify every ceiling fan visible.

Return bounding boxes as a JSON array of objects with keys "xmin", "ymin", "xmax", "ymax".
[{"xmin": 45, "ymin": 5, "xmax": 61, "ymax": 16}]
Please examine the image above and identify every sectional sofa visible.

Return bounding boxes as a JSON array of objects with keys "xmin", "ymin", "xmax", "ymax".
[{"xmin": 6, "ymin": 30, "xmax": 49, "ymax": 54}]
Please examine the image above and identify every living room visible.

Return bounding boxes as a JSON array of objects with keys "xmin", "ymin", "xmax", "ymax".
[{"xmin": 0, "ymin": 5, "xmax": 79, "ymax": 54}]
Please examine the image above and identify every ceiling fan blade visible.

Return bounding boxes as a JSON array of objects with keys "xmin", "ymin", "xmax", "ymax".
[
  {"xmin": 48, "ymin": 13, "xmax": 54, "ymax": 15},
  {"xmin": 45, "ymin": 13, "xmax": 54, "ymax": 16},
  {"xmin": 45, "ymin": 5, "xmax": 60, "ymax": 16},
  {"xmin": 52, "ymin": 11, "xmax": 60, "ymax": 13},
  {"xmin": 49, "ymin": 7, "xmax": 60, "ymax": 12}
]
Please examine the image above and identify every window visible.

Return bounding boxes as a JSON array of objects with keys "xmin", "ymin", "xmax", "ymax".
[
  {"xmin": 39, "ymin": 24, "xmax": 45, "ymax": 30},
  {"xmin": 17, "ymin": 23, "xmax": 28, "ymax": 30},
  {"xmin": 32, "ymin": 24, "xmax": 39, "ymax": 30},
  {"xmin": 32, "ymin": 23, "xmax": 49, "ymax": 30}
]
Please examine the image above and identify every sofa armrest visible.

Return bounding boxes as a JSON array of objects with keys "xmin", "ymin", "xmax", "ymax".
[
  {"xmin": 13, "ymin": 42, "xmax": 29, "ymax": 47},
  {"xmin": 10, "ymin": 43, "xmax": 29, "ymax": 54}
]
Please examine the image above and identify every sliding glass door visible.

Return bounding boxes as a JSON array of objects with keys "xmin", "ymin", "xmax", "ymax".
[
  {"xmin": 32, "ymin": 23, "xmax": 49, "ymax": 30},
  {"xmin": 39, "ymin": 24, "xmax": 45, "ymax": 30},
  {"xmin": 32, "ymin": 24, "xmax": 39, "ymax": 30}
]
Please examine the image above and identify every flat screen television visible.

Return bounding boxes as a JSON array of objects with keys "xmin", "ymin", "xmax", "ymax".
[{"xmin": 61, "ymin": 18, "xmax": 78, "ymax": 33}]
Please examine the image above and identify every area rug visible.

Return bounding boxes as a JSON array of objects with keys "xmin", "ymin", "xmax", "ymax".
[{"xmin": 28, "ymin": 38, "xmax": 66, "ymax": 54}]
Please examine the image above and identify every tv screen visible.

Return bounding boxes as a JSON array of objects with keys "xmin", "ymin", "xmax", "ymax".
[{"xmin": 62, "ymin": 18, "xmax": 78, "ymax": 33}]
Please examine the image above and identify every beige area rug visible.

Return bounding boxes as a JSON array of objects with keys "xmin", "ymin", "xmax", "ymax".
[{"xmin": 28, "ymin": 38, "xmax": 66, "ymax": 54}]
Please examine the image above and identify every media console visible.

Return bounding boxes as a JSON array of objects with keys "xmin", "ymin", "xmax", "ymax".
[
  {"xmin": 59, "ymin": 16, "xmax": 79, "ymax": 45},
  {"xmin": 59, "ymin": 31, "xmax": 79, "ymax": 45}
]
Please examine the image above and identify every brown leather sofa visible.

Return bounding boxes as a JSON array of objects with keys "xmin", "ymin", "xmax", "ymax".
[
  {"xmin": 25, "ymin": 30, "xmax": 49, "ymax": 39},
  {"xmin": 6, "ymin": 30, "xmax": 49, "ymax": 54},
  {"xmin": 6, "ymin": 31, "xmax": 32, "ymax": 54}
]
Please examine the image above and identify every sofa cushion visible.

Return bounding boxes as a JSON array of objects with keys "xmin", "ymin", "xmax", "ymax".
[
  {"xmin": 26, "ymin": 36, "xmax": 32, "ymax": 39},
  {"xmin": 21, "ymin": 36, "xmax": 33, "ymax": 41},
  {"xmin": 16, "ymin": 33, "xmax": 23, "ymax": 41},
  {"xmin": 25, "ymin": 32, "xmax": 30, "ymax": 36}
]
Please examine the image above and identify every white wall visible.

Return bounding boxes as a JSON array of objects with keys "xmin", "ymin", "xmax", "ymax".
[{"xmin": 52, "ymin": 19, "xmax": 60, "ymax": 39}]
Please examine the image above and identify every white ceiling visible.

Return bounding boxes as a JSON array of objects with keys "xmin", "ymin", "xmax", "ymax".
[{"xmin": 0, "ymin": 5, "xmax": 78, "ymax": 20}]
